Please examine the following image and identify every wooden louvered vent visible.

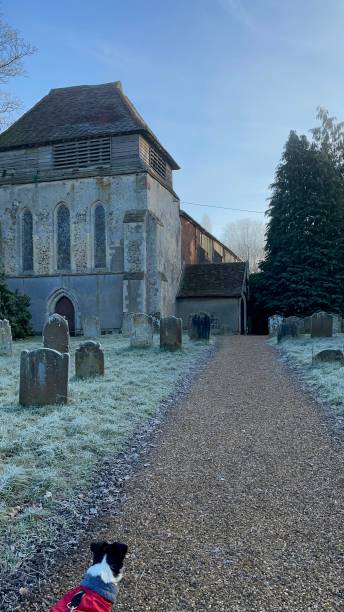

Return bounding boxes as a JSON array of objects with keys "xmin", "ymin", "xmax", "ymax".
[
  {"xmin": 149, "ymin": 147, "xmax": 166, "ymax": 180},
  {"xmin": 53, "ymin": 137, "xmax": 111, "ymax": 169}
]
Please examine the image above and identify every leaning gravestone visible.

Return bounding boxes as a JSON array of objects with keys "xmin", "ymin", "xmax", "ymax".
[
  {"xmin": 277, "ymin": 321, "xmax": 299, "ymax": 343},
  {"xmin": 0, "ymin": 319, "xmax": 12, "ymax": 356},
  {"xmin": 130, "ymin": 313, "xmax": 153, "ymax": 348},
  {"xmin": 75, "ymin": 341, "xmax": 104, "ymax": 378},
  {"xmin": 160, "ymin": 317, "xmax": 182, "ymax": 351},
  {"xmin": 83, "ymin": 316, "xmax": 101, "ymax": 338},
  {"xmin": 19, "ymin": 348, "xmax": 69, "ymax": 405},
  {"xmin": 314, "ymin": 349, "xmax": 344, "ymax": 364},
  {"xmin": 285, "ymin": 316, "xmax": 305, "ymax": 334},
  {"xmin": 188, "ymin": 312, "xmax": 211, "ymax": 340},
  {"xmin": 268, "ymin": 314, "xmax": 284, "ymax": 337},
  {"xmin": 43, "ymin": 314, "xmax": 70, "ymax": 353},
  {"xmin": 311, "ymin": 312, "xmax": 333, "ymax": 338}
]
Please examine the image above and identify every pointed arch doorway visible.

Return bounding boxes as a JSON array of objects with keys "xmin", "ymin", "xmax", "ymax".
[{"xmin": 55, "ymin": 296, "xmax": 75, "ymax": 336}]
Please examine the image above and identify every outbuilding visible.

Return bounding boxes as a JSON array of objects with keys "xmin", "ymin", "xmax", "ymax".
[{"xmin": 176, "ymin": 261, "xmax": 249, "ymax": 334}]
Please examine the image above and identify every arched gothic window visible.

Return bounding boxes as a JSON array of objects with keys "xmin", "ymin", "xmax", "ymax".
[
  {"xmin": 94, "ymin": 204, "xmax": 106, "ymax": 268},
  {"xmin": 57, "ymin": 204, "xmax": 71, "ymax": 270},
  {"xmin": 22, "ymin": 210, "xmax": 33, "ymax": 272}
]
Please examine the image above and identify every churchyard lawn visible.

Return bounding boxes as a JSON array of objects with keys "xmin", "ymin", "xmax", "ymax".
[
  {"xmin": 0, "ymin": 334, "xmax": 211, "ymax": 569},
  {"xmin": 270, "ymin": 334, "xmax": 344, "ymax": 429}
]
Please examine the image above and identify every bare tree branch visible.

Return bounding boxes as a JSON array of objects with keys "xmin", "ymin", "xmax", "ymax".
[{"xmin": 222, "ymin": 218, "xmax": 266, "ymax": 272}]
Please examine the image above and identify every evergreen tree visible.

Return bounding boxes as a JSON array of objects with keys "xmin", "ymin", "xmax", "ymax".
[
  {"xmin": 0, "ymin": 278, "xmax": 32, "ymax": 338},
  {"xmin": 257, "ymin": 130, "xmax": 344, "ymax": 316}
]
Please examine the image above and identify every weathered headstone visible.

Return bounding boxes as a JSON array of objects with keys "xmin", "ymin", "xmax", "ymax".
[
  {"xmin": 121, "ymin": 312, "xmax": 133, "ymax": 337},
  {"xmin": 268, "ymin": 314, "xmax": 284, "ymax": 337},
  {"xmin": 130, "ymin": 313, "xmax": 153, "ymax": 348},
  {"xmin": 43, "ymin": 314, "xmax": 70, "ymax": 353},
  {"xmin": 75, "ymin": 341, "xmax": 104, "ymax": 378},
  {"xmin": 304, "ymin": 316, "xmax": 312, "ymax": 334},
  {"xmin": 277, "ymin": 321, "xmax": 299, "ymax": 343},
  {"xmin": 313, "ymin": 349, "xmax": 344, "ymax": 364},
  {"xmin": 19, "ymin": 348, "xmax": 69, "ymax": 406},
  {"xmin": 160, "ymin": 317, "xmax": 182, "ymax": 350},
  {"xmin": 311, "ymin": 312, "xmax": 333, "ymax": 338},
  {"xmin": 188, "ymin": 312, "xmax": 211, "ymax": 340},
  {"xmin": 83, "ymin": 316, "xmax": 101, "ymax": 338},
  {"xmin": 0, "ymin": 319, "xmax": 12, "ymax": 355},
  {"xmin": 285, "ymin": 316, "xmax": 305, "ymax": 334},
  {"xmin": 329, "ymin": 313, "xmax": 342, "ymax": 334}
]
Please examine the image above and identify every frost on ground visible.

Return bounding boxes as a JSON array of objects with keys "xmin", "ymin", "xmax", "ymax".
[
  {"xmin": 270, "ymin": 333, "xmax": 344, "ymax": 427},
  {"xmin": 0, "ymin": 334, "xmax": 210, "ymax": 569}
]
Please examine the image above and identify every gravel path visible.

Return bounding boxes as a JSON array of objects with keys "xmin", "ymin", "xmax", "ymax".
[{"xmin": 28, "ymin": 336, "xmax": 343, "ymax": 611}]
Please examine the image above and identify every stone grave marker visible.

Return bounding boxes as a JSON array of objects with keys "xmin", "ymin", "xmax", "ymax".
[
  {"xmin": 43, "ymin": 314, "xmax": 70, "ymax": 353},
  {"xmin": 277, "ymin": 321, "xmax": 299, "ymax": 343},
  {"xmin": 285, "ymin": 316, "xmax": 305, "ymax": 334},
  {"xmin": 188, "ymin": 312, "xmax": 211, "ymax": 340},
  {"xmin": 311, "ymin": 312, "xmax": 333, "ymax": 338},
  {"xmin": 130, "ymin": 313, "xmax": 153, "ymax": 348},
  {"xmin": 268, "ymin": 314, "xmax": 284, "ymax": 337},
  {"xmin": 75, "ymin": 341, "xmax": 104, "ymax": 378},
  {"xmin": 160, "ymin": 316, "xmax": 182, "ymax": 350},
  {"xmin": 19, "ymin": 348, "xmax": 69, "ymax": 406},
  {"xmin": 329, "ymin": 313, "xmax": 341, "ymax": 334},
  {"xmin": 121, "ymin": 312, "xmax": 133, "ymax": 337},
  {"xmin": 304, "ymin": 316, "xmax": 312, "ymax": 334},
  {"xmin": 83, "ymin": 316, "xmax": 101, "ymax": 338},
  {"xmin": 0, "ymin": 319, "xmax": 12, "ymax": 356},
  {"xmin": 313, "ymin": 349, "xmax": 344, "ymax": 364}
]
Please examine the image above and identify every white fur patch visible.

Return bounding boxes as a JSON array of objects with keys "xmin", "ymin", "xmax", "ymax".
[{"xmin": 87, "ymin": 555, "xmax": 120, "ymax": 584}]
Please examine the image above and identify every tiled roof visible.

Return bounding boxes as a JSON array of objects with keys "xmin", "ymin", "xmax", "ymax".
[
  {"xmin": 177, "ymin": 262, "xmax": 247, "ymax": 298},
  {"xmin": 0, "ymin": 81, "xmax": 179, "ymax": 168}
]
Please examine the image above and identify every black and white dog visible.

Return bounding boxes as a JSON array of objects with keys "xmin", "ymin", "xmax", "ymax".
[{"xmin": 50, "ymin": 541, "xmax": 128, "ymax": 611}]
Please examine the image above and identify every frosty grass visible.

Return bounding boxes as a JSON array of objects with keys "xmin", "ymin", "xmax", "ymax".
[
  {"xmin": 270, "ymin": 333, "xmax": 344, "ymax": 424},
  {"xmin": 0, "ymin": 334, "xmax": 210, "ymax": 567}
]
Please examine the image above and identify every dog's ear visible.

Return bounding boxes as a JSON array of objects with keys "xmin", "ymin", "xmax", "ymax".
[
  {"xmin": 90, "ymin": 541, "xmax": 108, "ymax": 563},
  {"xmin": 112, "ymin": 542, "xmax": 128, "ymax": 562},
  {"xmin": 105, "ymin": 542, "xmax": 128, "ymax": 575}
]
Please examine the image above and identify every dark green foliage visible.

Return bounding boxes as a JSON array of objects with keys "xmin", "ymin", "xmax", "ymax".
[
  {"xmin": 0, "ymin": 279, "xmax": 32, "ymax": 338},
  {"xmin": 253, "ymin": 117, "xmax": 344, "ymax": 321}
]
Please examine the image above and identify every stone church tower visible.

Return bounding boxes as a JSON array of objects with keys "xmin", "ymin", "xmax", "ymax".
[{"xmin": 0, "ymin": 82, "xmax": 181, "ymax": 333}]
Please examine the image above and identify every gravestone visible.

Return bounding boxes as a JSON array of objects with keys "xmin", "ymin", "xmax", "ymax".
[
  {"xmin": 311, "ymin": 312, "xmax": 333, "ymax": 338},
  {"xmin": 285, "ymin": 316, "xmax": 305, "ymax": 334},
  {"xmin": 268, "ymin": 314, "xmax": 284, "ymax": 337},
  {"xmin": 0, "ymin": 319, "xmax": 12, "ymax": 356},
  {"xmin": 43, "ymin": 314, "xmax": 70, "ymax": 353},
  {"xmin": 277, "ymin": 321, "xmax": 299, "ymax": 343},
  {"xmin": 130, "ymin": 313, "xmax": 153, "ymax": 348},
  {"xmin": 160, "ymin": 317, "xmax": 182, "ymax": 350},
  {"xmin": 329, "ymin": 313, "xmax": 341, "ymax": 334},
  {"xmin": 304, "ymin": 316, "xmax": 312, "ymax": 334},
  {"xmin": 314, "ymin": 349, "xmax": 344, "ymax": 364},
  {"xmin": 75, "ymin": 341, "xmax": 104, "ymax": 378},
  {"xmin": 188, "ymin": 312, "xmax": 211, "ymax": 340},
  {"xmin": 19, "ymin": 348, "xmax": 69, "ymax": 406},
  {"xmin": 121, "ymin": 312, "xmax": 133, "ymax": 337},
  {"xmin": 83, "ymin": 316, "xmax": 101, "ymax": 338}
]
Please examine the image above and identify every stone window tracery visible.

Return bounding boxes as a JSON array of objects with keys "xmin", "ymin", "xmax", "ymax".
[
  {"xmin": 57, "ymin": 204, "xmax": 71, "ymax": 270},
  {"xmin": 22, "ymin": 209, "xmax": 33, "ymax": 272},
  {"xmin": 94, "ymin": 204, "xmax": 106, "ymax": 268}
]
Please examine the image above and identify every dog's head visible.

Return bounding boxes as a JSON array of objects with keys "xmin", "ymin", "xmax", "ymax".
[{"xmin": 90, "ymin": 541, "xmax": 128, "ymax": 580}]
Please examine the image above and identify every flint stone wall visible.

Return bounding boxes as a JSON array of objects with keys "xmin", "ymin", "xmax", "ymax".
[
  {"xmin": 160, "ymin": 316, "xmax": 182, "ymax": 350},
  {"xmin": 0, "ymin": 319, "xmax": 12, "ymax": 355},
  {"xmin": 75, "ymin": 341, "xmax": 104, "ymax": 378},
  {"xmin": 43, "ymin": 314, "xmax": 70, "ymax": 353},
  {"xmin": 19, "ymin": 348, "xmax": 69, "ymax": 405},
  {"xmin": 130, "ymin": 313, "xmax": 153, "ymax": 348}
]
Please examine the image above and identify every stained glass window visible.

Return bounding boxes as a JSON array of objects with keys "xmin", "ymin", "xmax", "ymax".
[
  {"xmin": 57, "ymin": 205, "xmax": 71, "ymax": 270},
  {"xmin": 94, "ymin": 204, "xmax": 106, "ymax": 268},
  {"xmin": 22, "ymin": 210, "xmax": 33, "ymax": 272}
]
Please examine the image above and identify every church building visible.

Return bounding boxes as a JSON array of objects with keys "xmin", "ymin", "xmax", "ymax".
[{"xmin": 0, "ymin": 82, "xmax": 181, "ymax": 333}]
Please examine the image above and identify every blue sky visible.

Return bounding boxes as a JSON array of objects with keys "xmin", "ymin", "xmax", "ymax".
[{"xmin": 4, "ymin": 0, "xmax": 344, "ymax": 237}]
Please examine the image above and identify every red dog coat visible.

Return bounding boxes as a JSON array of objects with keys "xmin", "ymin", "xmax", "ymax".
[{"xmin": 50, "ymin": 585, "xmax": 113, "ymax": 611}]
